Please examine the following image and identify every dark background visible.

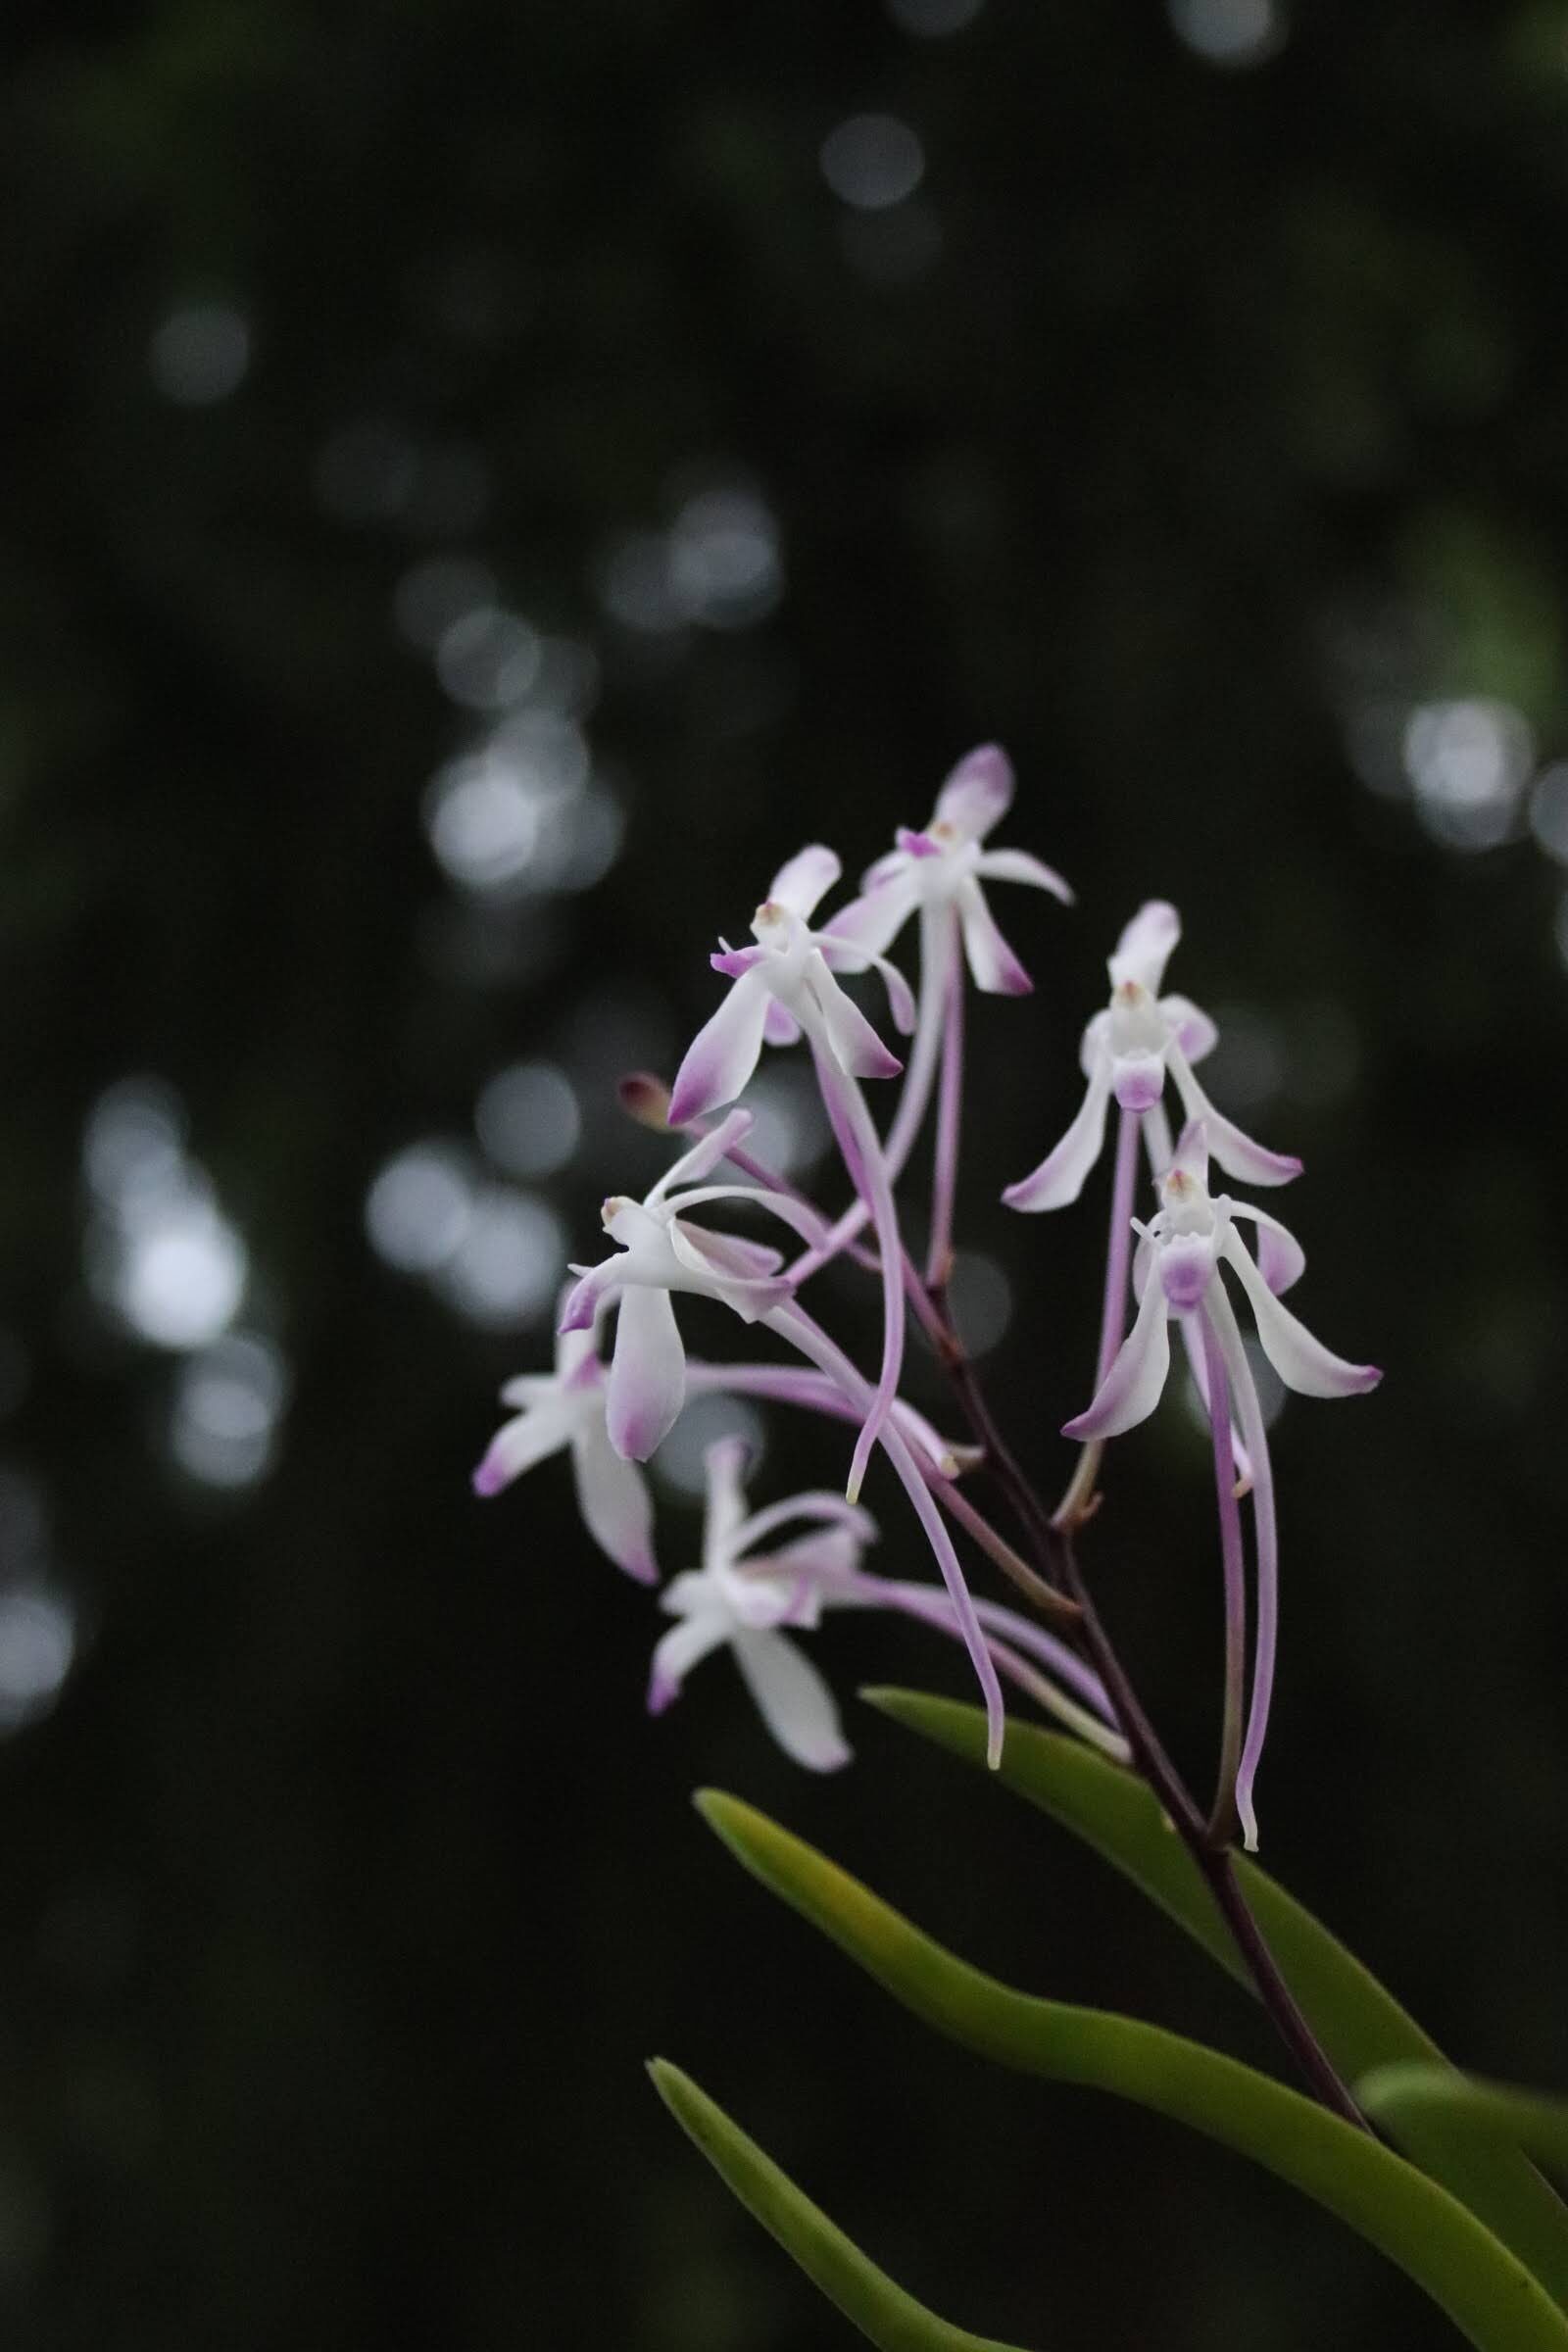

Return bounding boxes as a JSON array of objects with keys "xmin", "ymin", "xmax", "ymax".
[{"xmin": 3, "ymin": 1, "xmax": 1567, "ymax": 2344}]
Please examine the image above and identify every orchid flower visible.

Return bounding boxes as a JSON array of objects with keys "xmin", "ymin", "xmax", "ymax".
[
  {"xmin": 793, "ymin": 745, "xmax": 1072, "ymax": 1287},
  {"xmin": 471, "ymin": 1304, "xmax": 657, "ymax": 1583},
  {"xmin": 1004, "ymin": 900, "xmax": 1300, "ymax": 1216},
  {"xmin": 647, "ymin": 1437, "xmax": 869, "ymax": 1770},
  {"xmin": 649, "ymin": 1438, "xmax": 1130, "ymax": 1771},
  {"xmin": 560, "ymin": 1109, "xmax": 824, "ymax": 1464},
  {"xmin": 666, "ymin": 843, "xmax": 914, "ymax": 1130},
  {"xmin": 1063, "ymin": 1121, "xmax": 1381, "ymax": 1848},
  {"xmin": 831, "ymin": 745, "xmax": 1071, "ymax": 993},
  {"xmin": 666, "ymin": 843, "xmax": 918, "ymax": 1502},
  {"xmin": 1061, "ymin": 1121, "xmax": 1380, "ymax": 1444}
]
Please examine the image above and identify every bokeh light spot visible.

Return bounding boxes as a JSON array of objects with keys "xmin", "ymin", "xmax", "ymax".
[
  {"xmin": 886, "ymin": 0, "xmax": 985, "ymax": 34},
  {"xmin": 435, "ymin": 607, "xmax": 541, "ymax": 711},
  {"xmin": 819, "ymin": 115, "xmax": 926, "ymax": 211},
  {"xmin": 315, "ymin": 419, "xmax": 418, "ymax": 523},
  {"xmin": 1403, "ymin": 697, "xmax": 1534, "ymax": 851},
  {"xmin": 475, "ymin": 1061, "xmax": 581, "ymax": 1179},
  {"xmin": 171, "ymin": 1334, "xmax": 289, "ymax": 1490},
  {"xmin": 0, "ymin": 1590, "xmax": 74, "ymax": 1733},
  {"xmin": 1528, "ymin": 761, "xmax": 1568, "ymax": 865},
  {"xmin": 1167, "ymin": 0, "xmax": 1287, "ymax": 68},
  {"xmin": 366, "ymin": 1144, "xmax": 474, "ymax": 1273},
  {"xmin": 947, "ymin": 1251, "xmax": 1012, "ymax": 1356},
  {"xmin": 436, "ymin": 1189, "xmax": 566, "ymax": 1328},
  {"xmin": 656, "ymin": 1395, "xmax": 767, "ymax": 1498},
  {"xmin": 148, "ymin": 303, "xmax": 251, "ymax": 405},
  {"xmin": 83, "ymin": 1087, "xmax": 249, "ymax": 1352},
  {"xmin": 393, "ymin": 556, "xmax": 499, "ymax": 653},
  {"xmin": 668, "ymin": 489, "xmax": 783, "ymax": 630}
]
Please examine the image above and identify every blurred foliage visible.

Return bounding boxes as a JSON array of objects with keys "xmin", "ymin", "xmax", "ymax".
[{"xmin": 2, "ymin": 1, "xmax": 1568, "ymax": 2346}]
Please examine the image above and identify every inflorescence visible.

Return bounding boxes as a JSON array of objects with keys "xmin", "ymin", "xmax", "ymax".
[{"xmin": 472, "ymin": 747, "xmax": 1381, "ymax": 1848}]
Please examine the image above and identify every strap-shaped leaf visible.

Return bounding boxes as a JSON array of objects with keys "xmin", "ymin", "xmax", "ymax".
[
  {"xmin": 863, "ymin": 1687, "xmax": 1568, "ymax": 2311},
  {"xmin": 696, "ymin": 1789, "xmax": 1568, "ymax": 2352},
  {"xmin": 650, "ymin": 2059, "xmax": 1033, "ymax": 2352},
  {"xmin": 1360, "ymin": 2069, "xmax": 1568, "ymax": 2173}
]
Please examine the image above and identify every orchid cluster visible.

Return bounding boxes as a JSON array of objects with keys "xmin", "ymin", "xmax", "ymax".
[{"xmin": 474, "ymin": 746, "xmax": 1379, "ymax": 1851}]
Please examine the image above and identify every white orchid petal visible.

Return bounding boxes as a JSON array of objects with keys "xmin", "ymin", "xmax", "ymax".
[
  {"xmin": 956, "ymin": 877, "xmax": 1032, "ymax": 996},
  {"xmin": 1157, "ymin": 993, "xmax": 1218, "ymax": 1063},
  {"xmin": 647, "ymin": 1612, "xmax": 730, "ymax": 1713},
  {"xmin": 731, "ymin": 1630, "xmax": 852, "ymax": 1770},
  {"xmin": 765, "ymin": 1527, "xmax": 864, "ymax": 1589},
  {"xmin": 816, "ymin": 936, "xmax": 918, "ymax": 1037},
  {"xmin": 762, "ymin": 998, "xmax": 802, "ymax": 1048},
  {"xmin": 733, "ymin": 1491, "xmax": 877, "ymax": 1552},
  {"xmin": 1078, "ymin": 1006, "xmax": 1111, "ymax": 1081},
  {"xmin": 570, "ymin": 1417, "xmax": 658, "ymax": 1582},
  {"xmin": 664, "ymin": 1181, "xmax": 826, "ymax": 1252},
  {"xmin": 559, "ymin": 1259, "xmax": 618, "ymax": 1334},
  {"xmin": 1167, "ymin": 1048, "xmax": 1301, "ymax": 1187},
  {"xmin": 667, "ymin": 973, "xmax": 771, "ymax": 1126},
  {"xmin": 606, "ymin": 1285, "xmax": 687, "ymax": 1459},
  {"xmin": 665, "ymin": 1221, "xmax": 794, "ymax": 1320},
  {"xmin": 498, "ymin": 1372, "xmax": 559, "ymax": 1408},
  {"xmin": 1228, "ymin": 1203, "xmax": 1305, "ymax": 1295},
  {"xmin": 1003, "ymin": 1058, "xmax": 1112, "ymax": 1212},
  {"xmin": 933, "ymin": 744, "xmax": 1013, "ymax": 841},
  {"xmin": 653, "ymin": 1107, "xmax": 757, "ymax": 1199},
  {"xmin": 471, "ymin": 1396, "xmax": 574, "ymax": 1496},
  {"xmin": 1173, "ymin": 1310, "xmax": 1253, "ymax": 1488},
  {"xmin": 1062, "ymin": 1268, "xmax": 1173, "ymax": 1440},
  {"xmin": 553, "ymin": 1314, "xmax": 599, "ymax": 1383},
  {"xmin": 702, "ymin": 1434, "xmax": 754, "ymax": 1570},
  {"xmin": 1222, "ymin": 1232, "xmax": 1381, "ymax": 1399},
  {"xmin": 974, "ymin": 847, "xmax": 1074, "ymax": 903},
  {"xmin": 1108, "ymin": 900, "xmax": 1181, "ymax": 994},
  {"xmin": 809, "ymin": 962, "xmax": 903, "ymax": 1080},
  {"xmin": 1167, "ymin": 1116, "xmax": 1210, "ymax": 1187},
  {"xmin": 828, "ymin": 872, "xmax": 921, "ymax": 957},
  {"xmin": 768, "ymin": 843, "xmax": 842, "ymax": 921}
]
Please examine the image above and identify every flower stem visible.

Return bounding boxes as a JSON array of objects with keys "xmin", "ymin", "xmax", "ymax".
[
  {"xmin": 1208, "ymin": 1282, "xmax": 1278, "ymax": 1856},
  {"xmin": 784, "ymin": 905, "xmax": 953, "ymax": 1288},
  {"xmin": 683, "ymin": 1360, "xmax": 1079, "ymax": 1626},
  {"xmin": 1054, "ymin": 1102, "xmax": 1140, "ymax": 1530},
  {"xmin": 925, "ymin": 937, "xmax": 964, "ymax": 1286},
  {"xmin": 922, "ymin": 1288, "xmax": 1366, "ymax": 2131},
  {"xmin": 767, "ymin": 1298, "xmax": 1007, "ymax": 1764},
  {"xmin": 810, "ymin": 1053, "xmax": 907, "ymax": 1507},
  {"xmin": 1200, "ymin": 1302, "xmax": 1247, "ymax": 1844},
  {"xmin": 1054, "ymin": 1527, "xmax": 1366, "ymax": 2132}
]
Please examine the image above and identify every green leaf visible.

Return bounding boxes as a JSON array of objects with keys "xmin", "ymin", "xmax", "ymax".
[
  {"xmin": 1360, "ymin": 2069, "xmax": 1568, "ymax": 2173},
  {"xmin": 863, "ymin": 1687, "xmax": 1568, "ymax": 2312},
  {"xmin": 696, "ymin": 1788, "xmax": 1568, "ymax": 2352},
  {"xmin": 649, "ymin": 2059, "xmax": 1033, "ymax": 2352}
]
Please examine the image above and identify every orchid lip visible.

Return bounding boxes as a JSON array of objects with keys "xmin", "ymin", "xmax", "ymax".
[
  {"xmin": 1160, "ymin": 1263, "xmax": 1211, "ymax": 1311},
  {"xmin": 1112, "ymin": 1062, "xmax": 1164, "ymax": 1112}
]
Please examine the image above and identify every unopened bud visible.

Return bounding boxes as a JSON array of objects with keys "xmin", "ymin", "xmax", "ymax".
[{"xmin": 618, "ymin": 1071, "xmax": 673, "ymax": 1130}]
